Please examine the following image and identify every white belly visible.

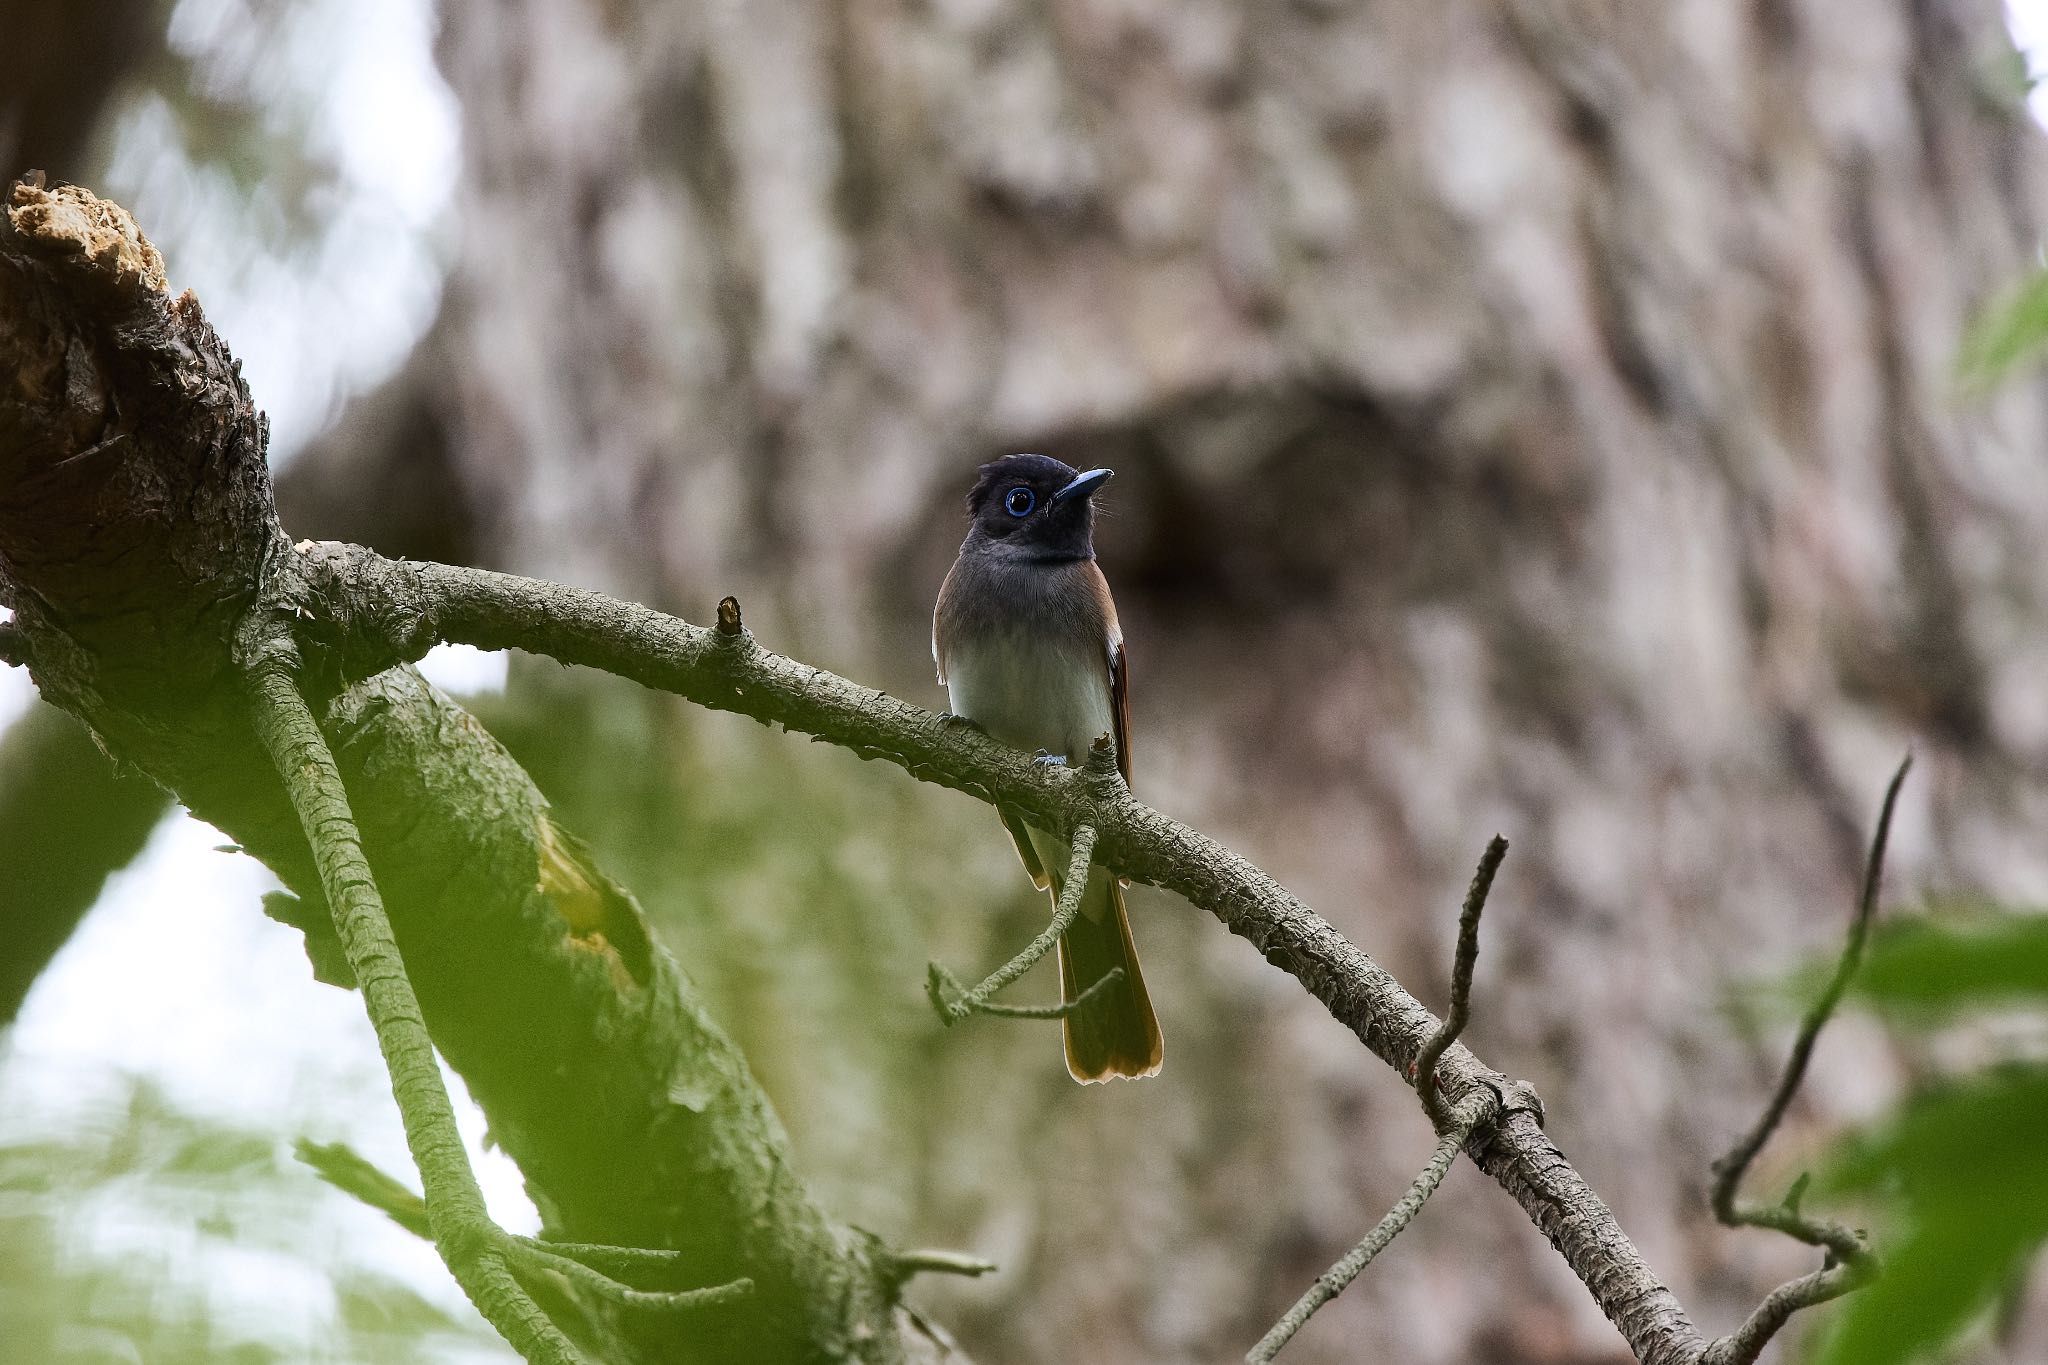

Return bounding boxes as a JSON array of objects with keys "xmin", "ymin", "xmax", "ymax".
[{"xmin": 944, "ymin": 632, "xmax": 1114, "ymax": 762}]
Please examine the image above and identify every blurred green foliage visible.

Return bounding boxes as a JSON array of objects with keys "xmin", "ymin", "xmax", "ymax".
[
  {"xmin": 1817, "ymin": 267, "xmax": 2048, "ymax": 1360},
  {"xmin": 0, "ymin": 1079, "xmax": 503, "ymax": 1365},
  {"xmin": 1803, "ymin": 914, "xmax": 2048, "ymax": 1364},
  {"xmin": 1956, "ymin": 269, "xmax": 2048, "ymax": 393}
]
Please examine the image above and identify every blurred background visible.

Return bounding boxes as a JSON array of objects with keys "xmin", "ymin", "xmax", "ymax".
[{"xmin": 7, "ymin": 0, "xmax": 2048, "ymax": 1361}]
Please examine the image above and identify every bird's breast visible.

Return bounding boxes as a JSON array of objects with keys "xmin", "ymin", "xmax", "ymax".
[{"xmin": 944, "ymin": 630, "xmax": 1114, "ymax": 762}]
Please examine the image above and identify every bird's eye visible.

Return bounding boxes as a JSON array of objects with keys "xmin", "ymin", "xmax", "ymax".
[{"xmin": 1004, "ymin": 486, "xmax": 1036, "ymax": 517}]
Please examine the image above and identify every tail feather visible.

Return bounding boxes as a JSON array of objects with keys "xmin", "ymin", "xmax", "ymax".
[{"xmin": 1057, "ymin": 879, "xmax": 1163, "ymax": 1082}]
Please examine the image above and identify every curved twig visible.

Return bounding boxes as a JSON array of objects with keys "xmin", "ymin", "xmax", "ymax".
[
  {"xmin": 1708, "ymin": 756, "xmax": 1908, "ymax": 1252},
  {"xmin": 1248, "ymin": 1091, "xmax": 1495, "ymax": 1363},
  {"xmin": 242, "ymin": 635, "xmax": 747, "ymax": 1365},
  {"xmin": 928, "ymin": 825, "xmax": 1098, "ymax": 1023},
  {"xmin": 1692, "ymin": 756, "xmax": 1908, "ymax": 1363},
  {"xmin": 1415, "ymin": 836, "xmax": 1508, "ymax": 1129},
  {"xmin": 1698, "ymin": 1262, "xmax": 1868, "ymax": 1365}
]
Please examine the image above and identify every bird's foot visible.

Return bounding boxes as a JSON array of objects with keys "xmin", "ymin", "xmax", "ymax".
[
  {"xmin": 937, "ymin": 711, "xmax": 987, "ymax": 734},
  {"xmin": 1031, "ymin": 751, "xmax": 1068, "ymax": 767}
]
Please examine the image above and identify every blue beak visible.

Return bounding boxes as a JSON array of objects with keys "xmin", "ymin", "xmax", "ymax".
[{"xmin": 1051, "ymin": 467, "xmax": 1113, "ymax": 505}]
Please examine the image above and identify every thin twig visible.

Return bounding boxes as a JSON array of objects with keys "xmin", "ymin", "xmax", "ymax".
[
  {"xmin": 1697, "ymin": 757, "xmax": 1910, "ymax": 1362},
  {"xmin": 242, "ymin": 649, "xmax": 588, "ymax": 1365},
  {"xmin": 295, "ymin": 1137, "xmax": 430, "ymax": 1240},
  {"xmin": 889, "ymin": 1248, "xmax": 999, "ymax": 1281},
  {"xmin": 506, "ymin": 1238, "xmax": 694, "ymax": 1280},
  {"xmin": 1416, "ymin": 836, "xmax": 1508, "ymax": 1129},
  {"xmin": 1251, "ymin": 839, "xmax": 1506, "ymax": 1362},
  {"xmin": 1248, "ymin": 1092, "xmax": 1495, "ymax": 1364},
  {"xmin": 1698, "ymin": 1263, "xmax": 1869, "ymax": 1365},
  {"xmin": 296, "ymin": 1139, "xmax": 748, "ymax": 1313},
  {"xmin": 243, "ymin": 641, "xmax": 747, "ymax": 1363},
  {"xmin": 931, "ymin": 963, "xmax": 1124, "ymax": 1020},
  {"xmin": 929, "ymin": 826, "xmax": 1097, "ymax": 1023},
  {"xmin": 503, "ymin": 1238, "xmax": 753, "ymax": 1313},
  {"xmin": 1709, "ymin": 755, "xmax": 1909, "ymax": 1258}
]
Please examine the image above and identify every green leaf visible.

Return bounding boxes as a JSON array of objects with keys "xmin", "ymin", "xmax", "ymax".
[
  {"xmin": 1810, "ymin": 1067, "xmax": 2048, "ymax": 1365},
  {"xmin": 1848, "ymin": 914, "xmax": 2048, "ymax": 1012},
  {"xmin": 1957, "ymin": 269, "xmax": 2048, "ymax": 394}
]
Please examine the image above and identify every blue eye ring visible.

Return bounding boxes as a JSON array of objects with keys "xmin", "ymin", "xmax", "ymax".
[{"xmin": 1004, "ymin": 486, "xmax": 1036, "ymax": 517}]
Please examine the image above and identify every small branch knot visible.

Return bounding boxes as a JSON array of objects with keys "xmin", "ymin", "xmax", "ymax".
[
  {"xmin": 1083, "ymin": 733, "xmax": 1122, "ymax": 801},
  {"xmin": 715, "ymin": 595, "xmax": 744, "ymax": 637},
  {"xmin": 925, "ymin": 962, "xmax": 969, "ymax": 1026}
]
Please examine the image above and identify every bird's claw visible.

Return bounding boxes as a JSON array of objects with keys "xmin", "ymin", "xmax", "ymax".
[
  {"xmin": 937, "ymin": 711, "xmax": 986, "ymax": 734},
  {"xmin": 1031, "ymin": 751, "xmax": 1068, "ymax": 767}
]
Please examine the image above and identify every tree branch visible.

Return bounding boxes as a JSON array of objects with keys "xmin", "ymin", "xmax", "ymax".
[
  {"xmin": 1247, "ymin": 1092, "xmax": 1492, "ymax": 1364},
  {"xmin": 928, "ymin": 823, "xmax": 1098, "ymax": 1023},
  {"xmin": 1, "ymin": 180, "xmax": 966, "ymax": 1365},
  {"xmin": 1250, "ymin": 835, "xmax": 1509, "ymax": 1360},
  {"xmin": 240, "ymin": 641, "xmax": 598, "ymax": 1365},
  {"xmin": 2, "ymin": 181, "xmax": 1893, "ymax": 1365},
  {"xmin": 290, "ymin": 545, "xmax": 1720, "ymax": 1363},
  {"xmin": 1693, "ymin": 756, "xmax": 1908, "ymax": 1361},
  {"xmin": 1415, "ymin": 836, "xmax": 1508, "ymax": 1129}
]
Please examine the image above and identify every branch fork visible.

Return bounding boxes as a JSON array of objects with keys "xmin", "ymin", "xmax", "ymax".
[
  {"xmin": 926, "ymin": 822, "xmax": 1119, "ymax": 1025},
  {"xmin": 1691, "ymin": 757, "xmax": 1910, "ymax": 1365},
  {"xmin": 237, "ymin": 613, "xmax": 747, "ymax": 1365},
  {"xmin": 0, "ymin": 168, "xmax": 1924, "ymax": 1363}
]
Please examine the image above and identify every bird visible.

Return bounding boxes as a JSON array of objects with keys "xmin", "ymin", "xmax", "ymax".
[{"xmin": 932, "ymin": 453, "xmax": 1163, "ymax": 1082}]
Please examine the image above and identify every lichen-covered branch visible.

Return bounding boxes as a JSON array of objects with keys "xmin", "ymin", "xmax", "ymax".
[
  {"xmin": 1, "ymin": 179, "xmax": 1888, "ymax": 1365},
  {"xmin": 286, "ymin": 546, "xmax": 1776, "ymax": 1365},
  {"xmin": 1247, "ymin": 1092, "xmax": 1493, "ymax": 1365},
  {"xmin": 1415, "ymin": 836, "xmax": 1508, "ymax": 1130},
  {"xmin": 0, "ymin": 180, "xmax": 966, "ymax": 1365},
  {"xmin": 240, "ymin": 646, "xmax": 592, "ymax": 1365}
]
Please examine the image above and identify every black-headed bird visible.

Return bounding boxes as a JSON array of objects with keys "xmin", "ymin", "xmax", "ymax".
[{"xmin": 933, "ymin": 454, "xmax": 1163, "ymax": 1081}]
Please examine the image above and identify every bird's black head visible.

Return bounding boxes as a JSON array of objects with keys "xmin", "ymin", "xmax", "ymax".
[{"xmin": 963, "ymin": 453, "xmax": 1112, "ymax": 560}]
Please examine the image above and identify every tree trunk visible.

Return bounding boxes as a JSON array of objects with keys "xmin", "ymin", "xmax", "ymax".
[{"xmin": 288, "ymin": 0, "xmax": 2048, "ymax": 1359}]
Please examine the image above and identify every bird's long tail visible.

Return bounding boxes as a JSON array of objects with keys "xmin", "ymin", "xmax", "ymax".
[{"xmin": 1056, "ymin": 873, "xmax": 1163, "ymax": 1082}]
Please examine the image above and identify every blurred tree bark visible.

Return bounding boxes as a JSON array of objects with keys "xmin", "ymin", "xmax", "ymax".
[
  {"xmin": 303, "ymin": 0, "xmax": 2048, "ymax": 1360},
  {"xmin": 0, "ymin": 0, "xmax": 172, "ymax": 1030},
  {"xmin": 0, "ymin": 0, "xmax": 159, "ymax": 185}
]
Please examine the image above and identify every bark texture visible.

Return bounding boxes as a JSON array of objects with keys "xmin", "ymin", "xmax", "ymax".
[{"xmin": 332, "ymin": 1, "xmax": 2048, "ymax": 1360}]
